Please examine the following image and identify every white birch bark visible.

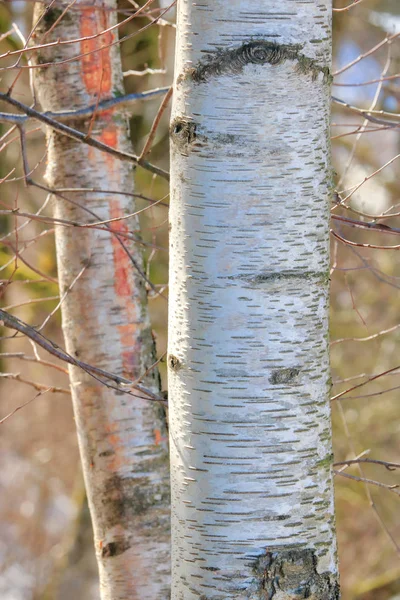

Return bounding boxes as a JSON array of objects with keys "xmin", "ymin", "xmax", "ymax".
[
  {"xmin": 168, "ymin": 2, "xmax": 339, "ymax": 598},
  {"xmin": 31, "ymin": 2, "xmax": 170, "ymax": 598}
]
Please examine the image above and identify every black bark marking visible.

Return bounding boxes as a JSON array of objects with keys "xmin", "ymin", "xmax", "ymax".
[
  {"xmin": 43, "ymin": 7, "xmax": 64, "ymax": 27},
  {"xmin": 101, "ymin": 539, "xmax": 131, "ymax": 558},
  {"xmin": 101, "ymin": 474, "xmax": 169, "ymax": 528},
  {"xmin": 168, "ymin": 354, "xmax": 182, "ymax": 371},
  {"xmin": 98, "ymin": 449, "xmax": 115, "ymax": 458},
  {"xmin": 254, "ymin": 549, "xmax": 340, "ymax": 599},
  {"xmin": 170, "ymin": 118, "xmax": 207, "ymax": 154},
  {"xmin": 186, "ymin": 41, "xmax": 331, "ymax": 84},
  {"xmin": 270, "ymin": 368, "xmax": 300, "ymax": 385},
  {"xmin": 248, "ymin": 271, "xmax": 327, "ymax": 284}
]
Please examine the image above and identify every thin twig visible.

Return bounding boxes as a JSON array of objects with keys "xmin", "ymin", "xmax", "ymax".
[
  {"xmin": 334, "ymin": 470, "xmax": 400, "ymax": 494},
  {"xmin": 140, "ymin": 86, "xmax": 172, "ymax": 160},
  {"xmin": 333, "ymin": 0, "xmax": 366, "ymax": 12},
  {"xmin": 333, "ymin": 32, "xmax": 400, "ymax": 77},
  {"xmin": 0, "ymin": 351, "xmax": 69, "ymax": 375},
  {"xmin": 0, "ymin": 93, "xmax": 169, "ymax": 180},
  {"xmin": 334, "ymin": 458, "xmax": 400, "ymax": 471},
  {"xmin": 0, "ymin": 308, "xmax": 166, "ymax": 404},
  {"xmin": 331, "ymin": 364, "xmax": 400, "ymax": 401},
  {"xmin": 0, "ymin": 372, "xmax": 70, "ymax": 395},
  {"xmin": 0, "ymin": 87, "xmax": 170, "ymax": 124},
  {"xmin": 0, "ymin": 388, "xmax": 50, "ymax": 425}
]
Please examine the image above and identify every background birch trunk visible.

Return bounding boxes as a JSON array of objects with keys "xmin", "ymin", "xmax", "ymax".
[
  {"xmin": 168, "ymin": 1, "xmax": 339, "ymax": 598},
  {"xmin": 31, "ymin": 2, "xmax": 170, "ymax": 598}
]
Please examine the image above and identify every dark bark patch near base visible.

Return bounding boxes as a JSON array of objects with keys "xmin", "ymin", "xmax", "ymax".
[
  {"xmin": 254, "ymin": 549, "xmax": 340, "ymax": 599},
  {"xmin": 185, "ymin": 41, "xmax": 331, "ymax": 84},
  {"xmin": 101, "ymin": 539, "xmax": 131, "ymax": 558},
  {"xmin": 42, "ymin": 7, "xmax": 64, "ymax": 27},
  {"xmin": 270, "ymin": 368, "xmax": 300, "ymax": 386},
  {"xmin": 101, "ymin": 474, "xmax": 170, "ymax": 526},
  {"xmin": 168, "ymin": 354, "xmax": 182, "ymax": 371}
]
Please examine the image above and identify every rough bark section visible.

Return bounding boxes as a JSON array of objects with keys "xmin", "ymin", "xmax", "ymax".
[
  {"xmin": 253, "ymin": 550, "xmax": 340, "ymax": 599},
  {"xmin": 31, "ymin": 2, "xmax": 170, "ymax": 599},
  {"xmin": 186, "ymin": 41, "xmax": 331, "ymax": 84},
  {"xmin": 169, "ymin": 1, "xmax": 337, "ymax": 599}
]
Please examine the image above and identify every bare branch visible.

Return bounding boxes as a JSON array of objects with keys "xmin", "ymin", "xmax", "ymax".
[
  {"xmin": 140, "ymin": 86, "xmax": 172, "ymax": 160},
  {"xmin": 0, "ymin": 308, "xmax": 166, "ymax": 404},
  {"xmin": 0, "ymin": 93, "xmax": 170, "ymax": 180},
  {"xmin": 334, "ymin": 458, "xmax": 400, "ymax": 471},
  {"xmin": 0, "ymin": 388, "xmax": 50, "ymax": 425},
  {"xmin": 334, "ymin": 470, "xmax": 400, "ymax": 495},
  {"xmin": 0, "ymin": 87, "xmax": 170, "ymax": 124},
  {"xmin": 0, "ymin": 372, "xmax": 70, "ymax": 395}
]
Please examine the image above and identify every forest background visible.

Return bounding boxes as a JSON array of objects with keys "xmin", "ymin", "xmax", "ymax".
[{"xmin": 0, "ymin": 0, "xmax": 400, "ymax": 598}]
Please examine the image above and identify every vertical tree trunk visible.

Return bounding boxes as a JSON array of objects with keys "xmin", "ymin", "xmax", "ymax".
[
  {"xmin": 31, "ymin": 2, "xmax": 170, "ymax": 599},
  {"xmin": 169, "ymin": 2, "xmax": 339, "ymax": 599}
]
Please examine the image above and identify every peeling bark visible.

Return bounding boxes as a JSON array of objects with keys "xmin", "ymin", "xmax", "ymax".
[
  {"xmin": 31, "ymin": 2, "xmax": 170, "ymax": 598},
  {"xmin": 169, "ymin": 1, "xmax": 338, "ymax": 599}
]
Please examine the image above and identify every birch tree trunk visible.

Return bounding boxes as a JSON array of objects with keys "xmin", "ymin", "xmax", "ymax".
[
  {"xmin": 169, "ymin": 2, "xmax": 339, "ymax": 598},
  {"xmin": 31, "ymin": 3, "xmax": 170, "ymax": 598}
]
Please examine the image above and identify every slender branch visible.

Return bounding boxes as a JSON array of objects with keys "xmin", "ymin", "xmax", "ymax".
[
  {"xmin": 333, "ymin": 0, "xmax": 366, "ymax": 12},
  {"xmin": 334, "ymin": 458, "xmax": 400, "ymax": 471},
  {"xmin": 24, "ymin": 181, "xmax": 168, "ymax": 299},
  {"xmin": 332, "ymin": 228, "xmax": 400, "ymax": 250},
  {"xmin": 331, "ymin": 323, "xmax": 400, "ymax": 346},
  {"xmin": 0, "ymin": 207, "xmax": 168, "ymax": 247},
  {"xmin": 0, "ymin": 388, "xmax": 49, "ymax": 425},
  {"xmin": 1, "ymin": 0, "xmax": 175, "ymax": 71},
  {"xmin": 332, "ymin": 214, "xmax": 400, "ymax": 237},
  {"xmin": 0, "ymin": 87, "xmax": 170, "ymax": 124},
  {"xmin": 331, "ymin": 364, "xmax": 400, "ymax": 402},
  {"xmin": 140, "ymin": 86, "xmax": 172, "ymax": 159},
  {"xmin": 334, "ymin": 470, "xmax": 400, "ymax": 494},
  {"xmin": 333, "ymin": 95, "xmax": 400, "ymax": 128},
  {"xmin": 0, "ymin": 93, "xmax": 170, "ymax": 180},
  {"xmin": 333, "ymin": 32, "xmax": 400, "ymax": 77},
  {"xmin": 0, "ymin": 308, "xmax": 166, "ymax": 404},
  {"xmin": 0, "ymin": 351, "xmax": 69, "ymax": 374},
  {"xmin": 0, "ymin": 371, "xmax": 70, "ymax": 395}
]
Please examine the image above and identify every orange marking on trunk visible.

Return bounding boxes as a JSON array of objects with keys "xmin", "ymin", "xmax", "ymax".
[
  {"xmin": 80, "ymin": 8, "xmax": 113, "ymax": 96},
  {"xmin": 119, "ymin": 324, "xmax": 136, "ymax": 347},
  {"xmin": 99, "ymin": 122, "xmax": 119, "ymax": 174},
  {"xmin": 154, "ymin": 428, "xmax": 168, "ymax": 446},
  {"xmin": 109, "ymin": 199, "xmax": 134, "ymax": 298},
  {"xmin": 108, "ymin": 432, "xmax": 122, "ymax": 447},
  {"xmin": 99, "ymin": 122, "xmax": 117, "ymax": 149},
  {"xmin": 108, "ymin": 199, "xmax": 140, "ymax": 378},
  {"xmin": 104, "ymin": 423, "xmax": 130, "ymax": 471},
  {"xmin": 121, "ymin": 349, "xmax": 137, "ymax": 378}
]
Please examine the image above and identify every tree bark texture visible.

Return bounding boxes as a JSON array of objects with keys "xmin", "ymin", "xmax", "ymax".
[
  {"xmin": 168, "ymin": 1, "xmax": 339, "ymax": 599},
  {"xmin": 31, "ymin": 2, "xmax": 170, "ymax": 598}
]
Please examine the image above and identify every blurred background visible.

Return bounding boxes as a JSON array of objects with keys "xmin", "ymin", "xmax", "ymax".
[{"xmin": 0, "ymin": 0, "xmax": 399, "ymax": 598}]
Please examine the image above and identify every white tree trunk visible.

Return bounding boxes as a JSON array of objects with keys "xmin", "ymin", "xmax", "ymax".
[
  {"xmin": 168, "ymin": 2, "xmax": 338, "ymax": 598},
  {"xmin": 31, "ymin": 2, "xmax": 170, "ymax": 598}
]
